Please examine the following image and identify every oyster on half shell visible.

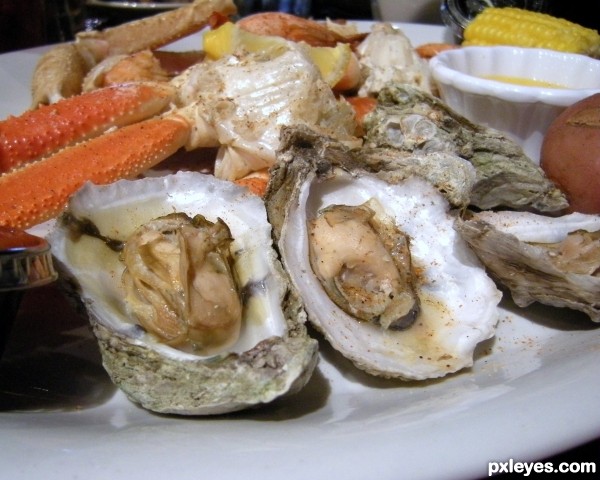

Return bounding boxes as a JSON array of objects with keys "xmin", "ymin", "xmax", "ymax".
[
  {"xmin": 265, "ymin": 127, "xmax": 501, "ymax": 380},
  {"xmin": 49, "ymin": 171, "xmax": 318, "ymax": 415},
  {"xmin": 457, "ymin": 210, "xmax": 600, "ymax": 322}
]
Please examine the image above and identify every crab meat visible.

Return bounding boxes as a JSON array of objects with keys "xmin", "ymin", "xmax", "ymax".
[
  {"xmin": 31, "ymin": 0, "xmax": 237, "ymax": 106},
  {"xmin": 0, "ymin": 39, "xmax": 358, "ymax": 230},
  {"xmin": 355, "ymin": 23, "xmax": 434, "ymax": 97},
  {"xmin": 172, "ymin": 43, "xmax": 358, "ymax": 181}
]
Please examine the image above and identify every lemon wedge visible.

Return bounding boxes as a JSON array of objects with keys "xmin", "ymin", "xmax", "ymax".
[
  {"xmin": 203, "ymin": 22, "xmax": 288, "ymax": 60},
  {"xmin": 203, "ymin": 22, "xmax": 359, "ymax": 89},
  {"xmin": 307, "ymin": 43, "xmax": 355, "ymax": 88}
]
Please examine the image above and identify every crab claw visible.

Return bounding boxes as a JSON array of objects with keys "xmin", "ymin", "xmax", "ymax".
[
  {"xmin": 237, "ymin": 12, "xmax": 367, "ymax": 48},
  {"xmin": 0, "ymin": 82, "xmax": 176, "ymax": 174},
  {"xmin": 0, "ymin": 115, "xmax": 191, "ymax": 230},
  {"xmin": 31, "ymin": 0, "xmax": 238, "ymax": 106}
]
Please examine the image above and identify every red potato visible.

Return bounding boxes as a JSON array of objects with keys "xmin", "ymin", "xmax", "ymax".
[{"xmin": 540, "ymin": 93, "xmax": 600, "ymax": 214}]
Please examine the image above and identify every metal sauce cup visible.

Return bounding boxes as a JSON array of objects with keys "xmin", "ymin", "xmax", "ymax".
[{"xmin": 0, "ymin": 227, "xmax": 58, "ymax": 358}]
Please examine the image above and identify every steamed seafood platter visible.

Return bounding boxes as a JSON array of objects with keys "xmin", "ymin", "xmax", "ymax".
[{"xmin": 2, "ymin": 2, "xmax": 599, "ymax": 415}]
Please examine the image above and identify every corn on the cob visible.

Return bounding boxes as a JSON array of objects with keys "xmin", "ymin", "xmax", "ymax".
[{"xmin": 462, "ymin": 7, "xmax": 600, "ymax": 58}]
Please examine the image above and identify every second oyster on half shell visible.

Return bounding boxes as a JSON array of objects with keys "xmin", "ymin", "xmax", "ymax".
[{"xmin": 265, "ymin": 128, "xmax": 502, "ymax": 380}]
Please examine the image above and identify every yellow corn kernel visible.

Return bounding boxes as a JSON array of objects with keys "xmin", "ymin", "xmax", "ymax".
[{"xmin": 462, "ymin": 7, "xmax": 600, "ymax": 58}]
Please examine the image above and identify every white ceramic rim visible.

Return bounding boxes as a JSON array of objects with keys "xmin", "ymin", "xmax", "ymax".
[{"xmin": 430, "ymin": 46, "xmax": 600, "ymax": 107}]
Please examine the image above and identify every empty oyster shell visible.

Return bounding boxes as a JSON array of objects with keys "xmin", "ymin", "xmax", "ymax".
[
  {"xmin": 49, "ymin": 171, "xmax": 318, "ymax": 415},
  {"xmin": 265, "ymin": 127, "xmax": 501, "ymax": 380},
  {"xmin": 457, "ymin": 210, "xmax": 600, "ymax": 322},
  {"xmin": 355, "ymin": 23, "xmax": 434, "ymax": 97},
  {"xmin": 363, "ymin": 84, "xmax": 569, "ymax": 214}
]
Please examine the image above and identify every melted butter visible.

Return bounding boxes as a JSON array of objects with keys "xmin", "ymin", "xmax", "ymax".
[
  {"xmin": 482, "ymin": 74, "xmax": 566, "ymax": 89},
  {"xmin": 380, "ymin": 291, "xmax": 459, "ymax": 372}
]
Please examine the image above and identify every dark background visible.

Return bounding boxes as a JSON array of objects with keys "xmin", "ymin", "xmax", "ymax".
[{"xmin": 1, "ymin": 1, "xmax": 599, "ymax": 52}]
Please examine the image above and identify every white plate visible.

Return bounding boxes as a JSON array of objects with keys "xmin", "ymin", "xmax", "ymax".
[{"xmin": 0, "ymin": 22, "xmax": 598, "ymax": 480}]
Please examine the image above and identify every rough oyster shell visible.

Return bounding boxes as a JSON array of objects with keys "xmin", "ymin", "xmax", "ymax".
[
  {"xmin": 457, "ymin": 210, "xmax": 600, "ymax": 322},
  {"xmin": 363, "ymin": 84, "xmax": 569, "ymax": 213},
  {"xmin": 49, "ymin": 171, "xmax": 318, "ymax": 415},
  {"xmin": 355, "ymin": 23, "xmax": 433, "ymax": 97},
  {"xmin": 265, "ymin": 127, "xmax": 501, "ymax": 380}
]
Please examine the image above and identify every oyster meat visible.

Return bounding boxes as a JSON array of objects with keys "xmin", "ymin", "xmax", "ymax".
[
  {"xmin": 49, "ymin": 171, "xmax": 318, "ymax": 415},
  {"xmin": 457, "ymin": 210, "xmax": 600, "ymax": 322},
  {"xmin": 363, "ymin": 84, "xmax": 569, "ymax": 213},
  {"xmin": 265, "ymin": 127, "xmax": 501, "ymax": 380},
  {"xmin": 120, "ymin": 213, "xmax": 243, "ymax": 355}
]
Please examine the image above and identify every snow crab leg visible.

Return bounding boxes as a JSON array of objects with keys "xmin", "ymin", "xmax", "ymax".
[
  {"xmin": 1, "ymin": 83, "xmax": 175, "ymax": 173},
  {"xmin": 31, "ymin": 0, "xmax": 237, "ymax": 107},
  {"xmin": 0, "ymin": 113, "xmax": 191, "ymax": 229}
]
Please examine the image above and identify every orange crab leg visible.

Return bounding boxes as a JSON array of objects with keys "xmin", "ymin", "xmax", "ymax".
[
  {"xmin": 75, "ymin": 0, "xmax": 237, "ymax": 57},
  {"xmin": 234, "ymin": 168, "xmax": 270, "ymax": 197},
  {"xmin": 415, "ymin": 43, "xmax": 459, "ymax": 60},
  {"xmin": 0, "ymin": 83, "xmax": 175, "ymax": 174},
  {"xmin": 0, "ymin": 116, "xmax": 190, "ymax": 230},
  {"xmin": 237, "ymin": 12, "xmax": 367, "ymax": 48}
]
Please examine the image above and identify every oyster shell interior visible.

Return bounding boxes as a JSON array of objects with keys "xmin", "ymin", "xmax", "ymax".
[{"xmin": 49, "ymin": 172, "xmax": 318, "ymax": 415}]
